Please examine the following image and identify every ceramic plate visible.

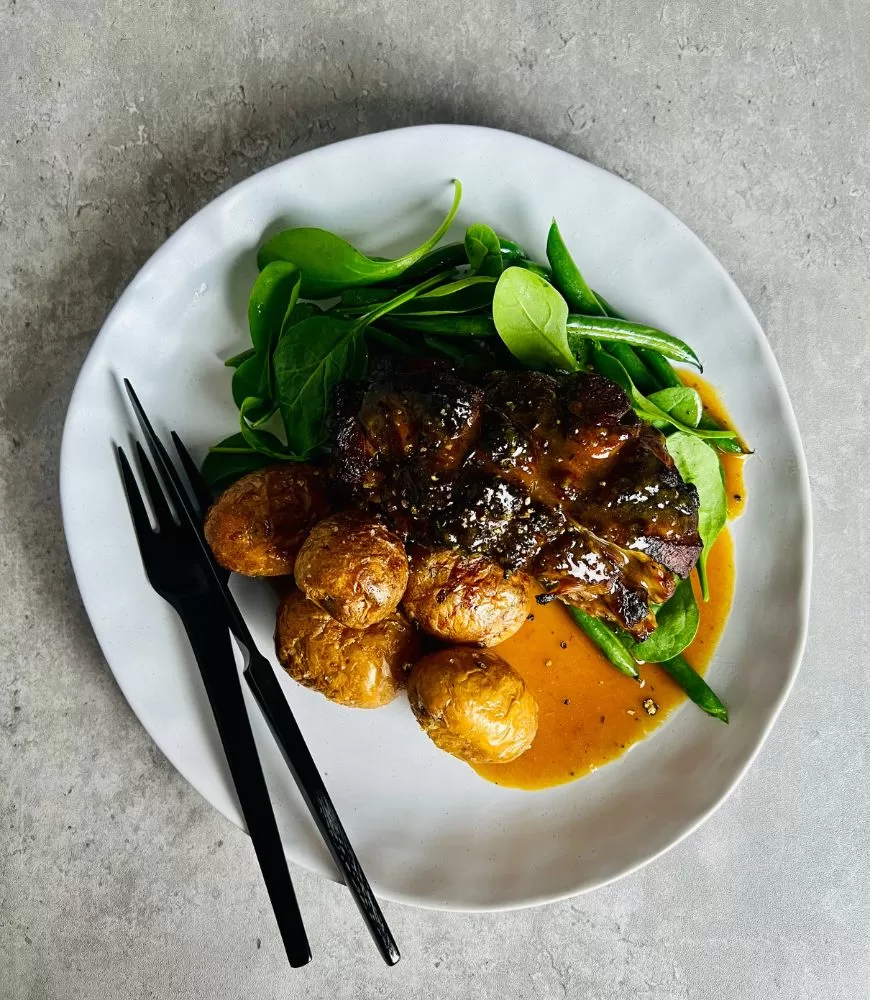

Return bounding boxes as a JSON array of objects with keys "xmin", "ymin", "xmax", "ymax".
[{"xmin": 60, "ymin": 125, "xmax": 811, "ymax": 910}]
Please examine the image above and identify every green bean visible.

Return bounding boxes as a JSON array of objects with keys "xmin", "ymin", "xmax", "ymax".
[
  {"xmin": 567, "ymin": 316, "xmax": 701, "ymax": 369},
  {"xmin": 546, "ymin": 220, "xmax": 606, "ymax": 315},
  {"xmin": 658, "ymin": 654, "xmax": 729, "ymax": 723},
  {"xmin": 636, "ymin": 347, "xmax": 683, "ymax": 388},
  {"xmin": 568, "ymin": 607, "xmax": 639, "ymax": 678},
  {"xmin": 383, "ymin": 314, "xmax": 496, "ymax": 338},
  {"xmin": 590, "ymin": 295, "xmax": 659, "ymax": 391},
  {"xmin": 603, "ymin": 343, "xmax": 659, "ymax": 393}
]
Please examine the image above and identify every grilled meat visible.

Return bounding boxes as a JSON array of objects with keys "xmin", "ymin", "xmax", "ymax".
[{"xmin": 331, "ymin": 361, "xmax": 701, "ymax": 637}]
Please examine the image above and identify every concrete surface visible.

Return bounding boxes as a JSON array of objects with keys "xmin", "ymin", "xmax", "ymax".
[{"xmin": 1, "ymin": 1, "xmax": 868, "ymax": 997}]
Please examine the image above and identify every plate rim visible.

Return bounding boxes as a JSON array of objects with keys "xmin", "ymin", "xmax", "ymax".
[{"xmin": 59, "ymin": 123, "xmax": 813, "ymax": 911}]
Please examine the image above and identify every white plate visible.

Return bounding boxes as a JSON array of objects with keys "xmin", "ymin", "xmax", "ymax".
[{"xmin": 60, "ymin": 125, "xmax": 811, "ymax": 911}]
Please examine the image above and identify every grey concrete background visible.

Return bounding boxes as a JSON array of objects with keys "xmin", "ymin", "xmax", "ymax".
[{"xmin": 1, "ymin": 1, "xmax": 868, "ymax": 997}]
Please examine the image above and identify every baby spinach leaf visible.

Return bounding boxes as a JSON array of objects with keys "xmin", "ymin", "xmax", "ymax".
[
  {"xmin": 465, "ymin": 223, "xmax": 505, "ymax": 277},
  {"xmin": 335, "ymin": 287, "xmax": 396, "ymax": 311},
  {"xmin": 384, "ymin": 314, "xmax": 496, "ymax": 337},
  {"xmin": 224, "ymin": 347, "xmax": 255, "ymax": 369},
  {"xmin": 271, "ymin": 275, "xmax": 442, "ymax": 456},
  {"xmin": 239, "ymin": 397, "xmax": 295, "ymax": 459},
  {"xmin": 391, "ymin": 275, "xmax": 496, "ymax": 315},
  {"xmin": 492, "ymin": 266, "xmax": 577, "ymax": 371},
  {"xmin": 248, "ymin": 262, "xmax": 302, "ymax": 353},
  {"xmin": 546, "ymin": 219, "xmax": 605, "ymax": 316},
  {"xmin": 566, "ymin": 329, "xmax": 591, "ymax": 368},
  {"xmin": 366, "ymin": 326, "xmax": 431, "ymax": 358},
  {"xmin": 648, "ymin": 386, "xmax": 703, "ymax": 428},
  {"xmin": 232, "ymin": 353, "xmax": 268, "ymax": 410},
  {"xmin": 230, "ymin": 264, "xmax": 303, "ymax": 424},
  {"xmin": 273, "ymin": 315, "xmax": 368, "ymax": 457},
  {"xmin": 630, "ymin": 579, "xmax": 700, "ymax": 662},
  {"xmin": 257, "ymin": 180, "xmax": 463, "ymax": 297},
  {"xmin": 590, "ymin": 349, "xmax": 736, "ymax": 441},
  {"xmin": 201, "ymin": 434, "xmax": 279, "ymax": 492},
  {"xmin": 666, "ymin": 433, "xmax": 728, "ymax": 599}
]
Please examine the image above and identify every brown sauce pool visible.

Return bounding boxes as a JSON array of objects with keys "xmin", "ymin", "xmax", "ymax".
[{"xmin": 474, "ymin": 375, "xmax": 746, "ymax": 790}]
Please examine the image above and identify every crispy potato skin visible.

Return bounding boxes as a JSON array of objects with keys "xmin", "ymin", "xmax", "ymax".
[
  {"xmin": 402, "ymin": 548, "xmax": 531, "ymax": 647},
  {"xmin": 275, "ymin": 588, "xmax": 420, "ymax": 708},
  {"xmin": 407, "ymin": 647, "xmax": 538, "ymax": 763},
  {"xmin": 204, "ymin": 465, "xmax": 331, "ymax": 577},
  {"xmin": 295, "ymin": 510, "xmax": 409, "ymax": 629}
]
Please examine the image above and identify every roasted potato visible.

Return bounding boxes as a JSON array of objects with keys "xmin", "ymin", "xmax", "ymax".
[
  {"xmin": 275, "ymin": 588, "xmax": 419, "ymax": 708},
  {"xmin": 204, "ymin": 464, "xmax": 331, "ymax": 577},
  {"xmin": 402, "ymin": 547, "xmax": 531, "ymax": 647},
  {"xmin": 407, "ymin": 647, "xmax": 538, "ymax": 763},
  {"xmin": 294, "ymin": 510, "xmax": 409, "ymax": 629}
]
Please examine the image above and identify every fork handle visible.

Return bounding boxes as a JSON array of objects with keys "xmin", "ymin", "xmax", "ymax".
[
  {"xmin": 179, "ymin": 599, "xmax": 311, "ymax": 968},
  {"xmin": 244, "ymin": 651, "xmax": 400, "ymax": 966}
]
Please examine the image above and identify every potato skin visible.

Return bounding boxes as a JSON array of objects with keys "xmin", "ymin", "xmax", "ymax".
[
  {"xmin": 204, "ymin": 465, "xmax": 331, "ymax": 577},
  {"xmin": 407, "ymin": 648, "xmax": 538, "ymax": 763},
  {"xmin": 402, "ymin": 548, "xmax": 531, "ymax": 647},
  {"xmin": 295, "ymin": 510, "xmax": 409, "ymax": 629},
  {"xmin": 275, "ymin": 588, "xmax": 420, "ymax": 708}
]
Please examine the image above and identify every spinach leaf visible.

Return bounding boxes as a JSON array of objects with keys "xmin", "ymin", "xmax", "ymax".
[
  {"xmin": 648, "ymin": 386, "xmax": 703, "ymax": 428},
  {"xmin": 201, "ymin": 434, "xmax": 278, "ymax": 492},
  {"xmin": 492, "ymin": 266, "xmax": 577, "ymax": 371},
  {"xmin": 367, "ymin": 326, "xmax": 431, "ymax": 358},
  {"xmin": 666, "ymin": 433, "xmax": 728, "ymax": 599},
  {"xmin": 232, "ymin": 353, "xmax": 269, "ymax": 410},
  {"xmin": 391, "ymin": 275, "xmax": 496, "ymax": 315},
  {"xmin": 590, "ymin": 349, "xmax": 737, "ymax": 441},
  {"xmin": 465, "ymin": 223, "xmax": 505, "ymax": 277},
  {"xmin": 273, "ymin": 315, "xmax": 368, "ymax": 457},
  {"xmin": 546, "ymin": 219, "xmax": 605, "ymax": 315},
  {"xmin": 230, "ymin": 263, "xmax": 302, "ymax": 423},
  {"xmin": 248, "ymin": 261, "xmax": 301, "ymax": 353},
  {"xmin": 630, "ymin": 579, "xmax": 700, "ymax": 662},
  {"xmin": 239, "ymin": 397, "xmax": 296, "ymax": 458},
  {"xmin": 384, "ymin": 314, "xmax": 496, "ymax": 337},
  {"xmin": 257, "ymin": 180, "xmax": 463, "ymax": 297},
  {"xmin": 566, "ymin": 329, "xmax": 591, "ymax": 368},
  {"xmin": 272, "ymin": 275, "xmax": 443, "ymax": 456},
  {"xmin": 224, "ymin": 347, "xmax": 255, "ymax": 369}
]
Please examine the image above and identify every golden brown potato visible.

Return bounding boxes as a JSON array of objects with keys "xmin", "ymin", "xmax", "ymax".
[
  {"xmin": 204, "ymin": 465, "xmax": 331, "ymax": 577},
  {"xmin": 402, "ymin": 548, "xmax": 531, "ymax": 647},
  {"xmin": 407, "ymin": 647, "xmax": 538, "ymax": 763},
  {"xmin": 294, "ymin": 510, "xmax": 409, "ymax": 629},
  {"xmin": 275, "ymin": 588, "xmax": 420, "ymax": 709}
]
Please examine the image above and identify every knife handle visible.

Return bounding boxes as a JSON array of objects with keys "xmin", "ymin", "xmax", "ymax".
[{"xmin": 180, "ymin": 600, "xmax": 311, "ymax": 968}]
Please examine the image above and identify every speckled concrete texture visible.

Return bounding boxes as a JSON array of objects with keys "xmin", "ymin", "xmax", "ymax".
[{"xmin": 1, "ymin": 1, "xmax": 868, "ymax": 997}]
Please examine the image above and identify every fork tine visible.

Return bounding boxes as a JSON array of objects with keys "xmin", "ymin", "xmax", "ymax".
[
  {"xmin": 117, "ymin": 446, "xmax": 157, "ymax": 561},
  {"xmin": 124, "ymin": 379, "xmax": 201, "ymax": 534},
  {"xmin": 171, "ymin": 430, "xmax": 214, "ymax": 519},
  {"xmin": 134, "ymin": 442, "xmax": 177, "ymax": 534}
]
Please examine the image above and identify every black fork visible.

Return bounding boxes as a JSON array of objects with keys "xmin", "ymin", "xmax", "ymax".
[
  {"xmin": 117, "ymin": 442, "xmax": 312, "ymax": 968},
  {"xmin": 121, "ymin": 380, "xmax": 399, "ymax": 967}
]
